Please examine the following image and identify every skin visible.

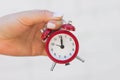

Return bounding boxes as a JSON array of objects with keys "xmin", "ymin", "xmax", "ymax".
[{"xmin": 0, "ymin": 10, "xmax": 63, "ymax": 56}]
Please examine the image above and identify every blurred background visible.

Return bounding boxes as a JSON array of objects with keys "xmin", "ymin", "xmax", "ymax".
[{"xmin": 0, "ymin": 0, "xmax": 120, "ymax": 80}]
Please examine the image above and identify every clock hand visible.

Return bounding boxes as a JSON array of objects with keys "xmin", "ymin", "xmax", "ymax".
[
  {"xmin": 60, "ymin": 36, "xmax": 64, "ymax": 49},
  {"xmin": 55, "ymin": 44, "xmax": 64, "ymax": 49},
  {"xmin": 60, "ymin": 36, "xmax": 63, "ymax": 45},
  {"xmin": 55, "ymin": 44, "xmax": 61, "ymax": 47}
]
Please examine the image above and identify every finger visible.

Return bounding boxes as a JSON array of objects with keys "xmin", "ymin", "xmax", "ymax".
[
  {"xmin": 17, "ymin": 10, "xmax": 63, "ymax": 26},
  {"xmin": 50, "ymin": 12, "xmax": 63, "ymax": 21},
  {"xmin": 17, "ymin": 10, "xmax": 51, "ymax": 26}
]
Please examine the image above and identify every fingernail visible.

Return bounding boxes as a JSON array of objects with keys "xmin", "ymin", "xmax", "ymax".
[
  {"xmin": 47, "ymin": 22, "xmax": 56, "ymax": 29},
  {"xmin": 53, "ymin": 12, "xmax": 63, "ymax": 18}
]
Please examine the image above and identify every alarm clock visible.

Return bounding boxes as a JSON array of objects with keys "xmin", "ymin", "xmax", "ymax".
[{"xmin": 41, "ymin": 21, "xmax": 84, "ymax": 71}]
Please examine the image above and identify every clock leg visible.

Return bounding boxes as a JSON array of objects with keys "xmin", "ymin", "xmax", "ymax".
[
  {"xmin": 50, "ymin": 62, "xmax": 56, "ymax": 71},
  {"xmin": 76, "ymin": 56, "xmax": 85, "ymax": 63},
  {"xmin": 65, "ymin": 63, "xmax": 70, "ymax": 66}
]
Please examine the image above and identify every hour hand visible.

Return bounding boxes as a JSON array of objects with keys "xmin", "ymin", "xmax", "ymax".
[
  {"xmin": 55, "ymin": 44, "xmax": 64, "ymax": 49},
  {"xmin": 55, "ymin": 44, "xmax": 61, "ymax": 47}
]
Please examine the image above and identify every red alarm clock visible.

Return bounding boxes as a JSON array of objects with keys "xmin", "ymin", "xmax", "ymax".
[{"xmin": 41, "ymin": 21, "xmax": 84, "ymax": 71}]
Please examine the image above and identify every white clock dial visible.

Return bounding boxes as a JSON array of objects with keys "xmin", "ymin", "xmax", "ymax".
[{"xmin": 48, "ymin": 33, "xmax": 76, "ymax": 60}]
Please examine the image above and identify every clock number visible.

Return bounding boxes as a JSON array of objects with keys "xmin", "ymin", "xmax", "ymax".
[
  {"xmin": 72, "ymin": 48, "xmax": 74, "ymax": 51},
  {"xmin": 69, "ymin": 53, "xmax": 72, "ymax": 56},
  {"xmin": 59, "ymin": 55, "xmax": 61, "ymax": 58},
  {"xmin": 51, "ymin": 43, "xmax": 54, "ymax": 46},
  {"xmin": 69, "ymin": 38, "xmax": 72, "ymax": 41},
  {"xmin": 51, "ymin": 48, "xmax": 53, "ymax": 51},
  {"xmin": 58, "ymin": 35, "xmax": 62, "ymax": 38},
  {"xmin": 64, "ymin": 55, "xmax": 66, "ymax": 58},
  {"xmin": 54, "ymin": 53, "xmax": 56, "ymax": 56},
  {"xmin": 72, "ymin": 43, "xmax": 74, "ymax": 46},
  {"xmin": 65, "ymin": 35, "xmax": 67, "ymax": 38},
  {"xmin": 54, "ymin": 38, "xmax": 57, "ymax": 41}
]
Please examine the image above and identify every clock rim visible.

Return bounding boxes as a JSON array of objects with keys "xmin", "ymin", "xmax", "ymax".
[{"xmin": 46, "ymin": 30, "xmax": 79, "ymax": 64}]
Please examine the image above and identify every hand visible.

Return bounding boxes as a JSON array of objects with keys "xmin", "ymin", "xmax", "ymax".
[{"xmin": 0, "ymin": 10, "xmax": 63, "ymax": 56}]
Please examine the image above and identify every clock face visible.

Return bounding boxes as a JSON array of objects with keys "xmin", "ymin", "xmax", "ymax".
[{"xmin": 46, "ymin": 30, "xmax": 79, "ymax": 64}]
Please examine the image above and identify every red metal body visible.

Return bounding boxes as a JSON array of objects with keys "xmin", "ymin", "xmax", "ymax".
[{"xmin": 41, "ymin": 23, "xmax": 79, "ymax": 64}]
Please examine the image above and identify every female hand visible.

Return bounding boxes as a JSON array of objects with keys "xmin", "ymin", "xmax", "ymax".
[{"xmin": 0, "ymin": 10, "xmax": 63, "ymax": 56}]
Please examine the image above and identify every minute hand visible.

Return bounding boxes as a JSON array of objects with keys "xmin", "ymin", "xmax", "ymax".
[
  {"xmin": 60, "ymin": 36, "xmax": 64, "ymax": 49},
  {"xmin": 60, "ymin": 36, "xmax": 63, "ymax": 45}
]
